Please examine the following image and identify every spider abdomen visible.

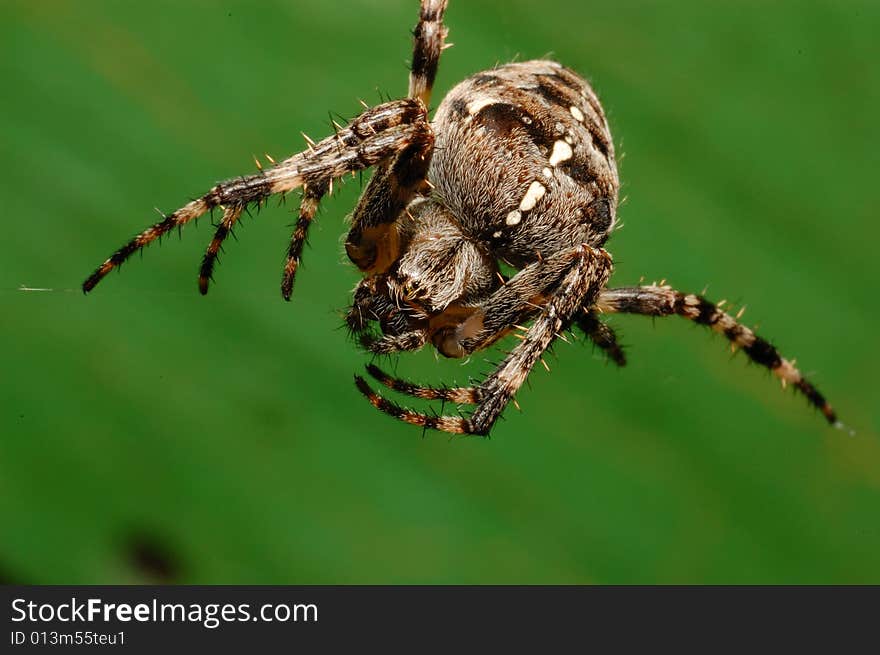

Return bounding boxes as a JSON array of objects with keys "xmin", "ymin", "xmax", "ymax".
[{"xmin": 431, "ymin": 60, "xmax": 619, "ymax": 267}]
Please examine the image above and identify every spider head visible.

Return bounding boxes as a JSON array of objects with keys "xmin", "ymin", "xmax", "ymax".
[{"xmin": 346, "ymin": 200, "xmax": 501, "ymax": 352}]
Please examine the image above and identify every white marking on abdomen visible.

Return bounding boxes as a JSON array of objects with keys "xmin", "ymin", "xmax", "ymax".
[
  {"xmin": 570, "ymin": 105, "xmax": 584, "ymax": 122},
  {"xmin": 549, "ymin": 140, "xmax": 573, "ymax": 166},
  {"xmin": 519, "ymin": 181, "xmax": 546, "ymax": 212},
  {"xmin": 467, "ymin": 95, "xmax": 499, "ymax": 115}
]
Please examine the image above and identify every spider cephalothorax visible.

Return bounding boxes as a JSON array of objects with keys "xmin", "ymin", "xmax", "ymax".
[{"xmin": 83, "ymin": 0, "xmax": 839, "ymax": 435}]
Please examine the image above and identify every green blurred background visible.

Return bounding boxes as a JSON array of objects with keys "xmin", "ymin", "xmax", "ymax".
[{"xmin": 2, "ymin": 0, "xmax": 878, "ymax": 584}]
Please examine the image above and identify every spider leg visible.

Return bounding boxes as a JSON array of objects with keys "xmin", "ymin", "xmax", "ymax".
[
  {"xmin": 442, "ymin": 246, "xmax": 602, "ymax": 357},
  {"xmin": 82, "ymin": 98, "xmax": 428, "ymax": 293},
  {"xmin": 596, "ymin": 284, "xmax": 838, "ymax": 424},
  {"xmin": 281, "ymin": 179, "xmax": 330, "ymax": 300},
  {"xmin": 342, "ymin": 277, "xmax": 428, "ymax": 354},
  {"xmin": 345, "ymin": 277, "xmax": 382, "ymax": 336},
  {"xmin": 356, "ymin": 244, "xmax": 613, "ymax": 435},
  {"xmin": 360, "ymin": 329, "xmax": 428, "ymax": 355},
  {"xmin": 344, "ymin": 134, "xmax": 435, "ymax": 275},
  {"xmin": 198, "ymin": 202, "xmax": 245, "ymax": 294},
  {"xmin": 575, "ymin": 310, "xmax": 626, "ymax": 366},
  {"xmin": 409, "ymin": 0, "xmax": 449, "ymax": 107},
  {"xmin": 366, "ymin": 364, "xmax": 482, "ymax": 404},
  {"xmin": 340, "ymin": 1, "xmax": 447, "ymax": 276}
]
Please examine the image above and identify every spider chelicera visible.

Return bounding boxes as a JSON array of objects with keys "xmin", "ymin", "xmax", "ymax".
[{"xmin": 83, "ymin": 0, "xmax": 838, "ymax": 435}]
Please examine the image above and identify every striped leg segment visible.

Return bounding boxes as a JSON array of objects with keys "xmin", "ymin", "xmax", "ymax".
[
  {"xmin": 281, "ymin": 179, "xmax": 330, "ymax": 301},
  {"xmin": 365, "ymin": 364, "xmax": 482, "ymax": 404},
  {"xmin": 82, "ymin": 99, "xmax": 428, "ymax": 294},
  {"xmin": 198, "ymin": 202, "xmax": 245, "ymax": 294},
  {"xmin": 596, "ymin": 285, "xmax": 838, "ymax": 425},
  {"xmin": 356, "ymin": 245, "xmax": 613, "ymax": 435},
  {"xmin": 409, "ymin": 0, "xmax": 449, "ymax": 107},
  {"xmin": 355, "ymin": 376, "xmax": 477, "ymax": 434},
  {"xmin": 83, "ymin": 195, "xmax": 219, "ymax": 293}
]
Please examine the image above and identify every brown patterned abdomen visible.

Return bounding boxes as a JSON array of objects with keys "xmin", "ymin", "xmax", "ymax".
[{"xmin": 431, "ymin": 60, "xmax": 619, "ymax": 267}]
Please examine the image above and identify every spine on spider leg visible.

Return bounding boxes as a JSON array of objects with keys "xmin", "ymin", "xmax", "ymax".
[{"xmin": 598, "ymin": 285, "xmax": 838, "ymax": 424}]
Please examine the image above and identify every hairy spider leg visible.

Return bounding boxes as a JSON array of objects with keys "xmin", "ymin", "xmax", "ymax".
[
  {"xmin": 341, "ymin": 0, "xmax": 448, "ymax": 276},
  {"xmin": 596, "ymin": 285, "xmax": 838, "ymax": 424},
  {"xmin": 343, "ymin": 275, "xmax": 427, "ymax": 353},
  {"xmin": 366, "ymin": 364, "xmax": 482, "ymax": 404},
  {"xmin": 362, "ymin": 330, "xmax": 429, "ymax": 355},
  {"xmin": 82, "ymin": 99, "xmax": 428, "ymax": 294},
  {"xmin": 360, "ymin": 246, "xmax": 614, "ymax": 389},
  {"xmin": 280, "ymin": 179, "xmax": 330, "ymax": 300},
  {"xmin": 362, "ymin": 311, "xmax": 623, "ymax": 404},
  {"xmin": 344, "ymin": 135, "xmax": 435, "ymax": 275},
  {"xmin": 345, "ymin": 277, "xmax": 381, "ymax": 334},
  {"xmin": 285, "ymin": 0, "xmax": 448, "ymax": 302},
  {"xmin": 575, "ymin": 310, "xmax": 627, "ymax": 366},
  {"xmin": 361, "ymin": 312, "xmax": 626, "ymax": 363},
  {"xmin": 452, "ymin": 247, "xmax": 605, "ymax": 355},
  {"xmin": 410, "ymin": 0, "xmax": 449, "ymax": 107},
  {"xmin": 347, "ymin": 295, "xmax": 427, "ymax": 355},
  {"xmin": 352, "ymin": 245, "xmax": 590, "ymax": 360},
  {"xmin": 355, "ymin": 244, "xmax": 613, "ymax": 435},
  {"xmin": 282, "ymin": 0, "xmax": 449, "ymax": 300},
  {"xmin": 198, "ymin": 203, "xmax": 245, "ymax": 294}
]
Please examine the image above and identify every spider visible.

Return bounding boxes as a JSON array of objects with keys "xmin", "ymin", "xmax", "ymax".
[{"xmin": 83, "ymin": 0, "xmax": 838, "ymax": 436}]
